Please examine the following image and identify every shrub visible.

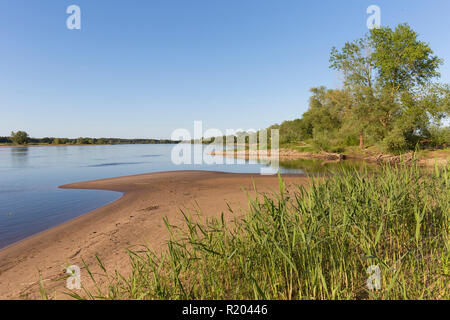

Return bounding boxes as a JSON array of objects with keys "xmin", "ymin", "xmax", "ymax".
[
  {"xmin": 429, "ymin": 126, "xmax": 450, "ymax": 148},
  {"xmin": 382, "ymin": 128, "xmax": 410, "ymax": 153}
]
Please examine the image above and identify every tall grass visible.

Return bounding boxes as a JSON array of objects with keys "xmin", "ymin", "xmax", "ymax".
[{"xmin": 65, "ymin": 164, "xmax": 449, "ymax": 300}]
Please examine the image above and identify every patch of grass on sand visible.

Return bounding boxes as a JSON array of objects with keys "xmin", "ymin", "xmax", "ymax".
[{"xmin": 56, "ymin": 164, "xmax": 449, "ymax": 300}]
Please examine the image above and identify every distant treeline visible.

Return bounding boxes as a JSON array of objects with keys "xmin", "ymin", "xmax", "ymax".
[
  {"xmin": 189, "ymin": 133, "xmax": 259, "ymax": 145},
  {"xmin": 0, "ymin": 136, "xmax": 179, "ymax": 145}
]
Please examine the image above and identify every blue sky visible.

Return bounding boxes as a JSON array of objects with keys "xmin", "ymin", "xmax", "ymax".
[{"xmin": 1, "ymin": 0, "xmax": 449, "ymax": 139}]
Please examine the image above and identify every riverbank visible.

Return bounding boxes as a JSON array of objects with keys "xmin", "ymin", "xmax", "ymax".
[
  {"xmin": 0, "ymin": 171, "xmax": 308, "ymax": 299},
  {"xmin": 47, "ymin": 165, "xmax": 449, "ymax": 300},
  {"xmin": 210, "ymin": 147, "xmax": 449, "ymax": 167}
]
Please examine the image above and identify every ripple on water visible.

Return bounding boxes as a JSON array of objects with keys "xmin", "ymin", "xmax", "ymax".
[{"xmin": 86, "ymin": 162, "xmax": 147, "ymax": 167}]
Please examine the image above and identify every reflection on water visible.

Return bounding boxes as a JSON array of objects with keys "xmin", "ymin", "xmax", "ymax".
[
  {"xmin": 278, "ymin": 158, "xmax": 376, "ymax": 174},
  {"xmin": 140, "ymin": 154, "xmax": 163, "ymax": 158},
  {"xmin": 87, "ymin": 162, "xmax": 147, "ymax": 167},
  {"xmin": 10, "ymin": 147, "xmax": 29, "ymax": 168}
]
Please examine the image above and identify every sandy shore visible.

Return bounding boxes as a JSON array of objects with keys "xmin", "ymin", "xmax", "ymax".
[{"xmin": 0, "ymin": 170, "xmax": 308, "ymax": 299}]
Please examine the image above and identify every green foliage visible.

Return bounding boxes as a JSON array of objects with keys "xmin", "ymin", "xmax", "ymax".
[
  {"xmin": 428, "ymin": 126, "xmax": 450, "ymax": 148},
  {"xmin": 369, "ymin": 24, "xmax": 442, "ymax": 91},
  {"xmin": 0, "ymin": 136, "xmax": 12, "ymax": 144},
  {"xmin": 343, "ymin": 135, "xmax": 360, "ymax": 147},
  {"xmin": 382, "ymin": 127, "xmax": 410, "ymax": 153},
  {"xmin": 311, "ymin": 130, "xmax": 334, "ymax": 152},
  {"xmin": 10, "ymin": 131, "xmax": 29, "ymax": 145},
  {"xmin": 76, "ymin": 138, "xmax": 88, "ymax": 145},
  {"xmin": 275, "ymin": 119, "xmax": 312, "ymax": 144}
]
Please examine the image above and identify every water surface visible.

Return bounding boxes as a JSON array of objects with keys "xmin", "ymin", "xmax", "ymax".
[
  {"xmin": 0, "ymin": 144, "xmax": 370, "ymax": 248},
  {"xmin": 0, "ymin": 144, "xmax": 295, "ymax": 248}
]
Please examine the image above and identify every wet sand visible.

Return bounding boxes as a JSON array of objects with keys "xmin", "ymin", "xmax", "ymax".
[{"xmin": 0, "ymin": 171, "xmax": 308, "ymax": 299}]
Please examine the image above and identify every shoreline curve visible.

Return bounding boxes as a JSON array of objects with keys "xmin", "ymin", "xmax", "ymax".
[{"xmin": 0, "ymin": 170, "xmax": 308, "ymax": 299}]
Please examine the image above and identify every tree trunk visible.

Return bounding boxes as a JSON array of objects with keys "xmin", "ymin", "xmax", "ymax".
[{"xmin": 359, "ymin": 133, "xmax": 364, "ymax": 150}]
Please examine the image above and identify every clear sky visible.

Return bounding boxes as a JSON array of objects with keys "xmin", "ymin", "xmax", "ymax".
[{"xmin": 1, "ymin": 0, "xmax": 449, "ymax": 139}]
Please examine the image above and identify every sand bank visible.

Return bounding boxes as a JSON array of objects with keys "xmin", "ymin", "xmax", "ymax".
[{"xmin": 0, "ymin": 171, "xmax": 308, "ymax": 299}]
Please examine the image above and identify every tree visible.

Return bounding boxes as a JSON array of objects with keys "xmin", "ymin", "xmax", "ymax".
[
  {"xmin": 10, "ymin": 131, "xmax": 29, "ymax": 145},
  {"xmin": 329, "ymin": 23, "xmax": 446, "ymax": 151}
]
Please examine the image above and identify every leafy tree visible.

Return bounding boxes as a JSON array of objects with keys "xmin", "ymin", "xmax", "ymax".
[
  {"xmin": 329, "ymin": 23, "xmax": 447, "ymax": 151},
  {"xmin": 10, "ymin": 131, "xmax": 29, "ymax": 145},
  {"xmin": 273, "ymin": 118, "xmax": 313, "ymax": 144}
]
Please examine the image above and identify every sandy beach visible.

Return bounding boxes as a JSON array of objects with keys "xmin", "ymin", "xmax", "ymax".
[{"xmin": 0, "ymin": 171, "xmax": 308, "ymax": 299}]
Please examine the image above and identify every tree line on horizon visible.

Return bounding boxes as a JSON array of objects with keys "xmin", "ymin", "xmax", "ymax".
[
  {"xmin": 271, "ymin": 23, "xmax": 449, "ymax": 153},
  {"xmin": 1, "ymin": 131, "xmax": 179, "ymax": 146}
]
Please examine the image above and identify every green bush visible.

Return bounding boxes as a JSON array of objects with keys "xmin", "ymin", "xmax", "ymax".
[
  {"xmin": 344, "ymin": 135, "xmax": 360, "ymax": 147},
  {"xmin": 310, "ymin": 131, "xmax": 333, "ymax": 152},
  {"xmin": 429, "ymin": 126, "xmax": 450, "ymax": 148},
  {"xmin": 382, "ymin": 128, "xmax": 410, "ymax": 153}
]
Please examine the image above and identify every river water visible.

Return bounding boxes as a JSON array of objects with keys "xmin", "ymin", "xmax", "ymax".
[{"xmin": 0, "ymin": 144, "xmax": 305, "ymax": 248}]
